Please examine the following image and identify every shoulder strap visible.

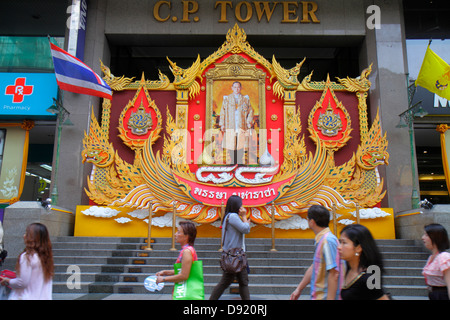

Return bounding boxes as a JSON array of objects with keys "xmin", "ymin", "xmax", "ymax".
[
  {"xmin": 185, "ymin": 246, "xmax": 198, "ymax": 261},
  {"xmin": 177, "ymin": 245, "xmax": 197, "ymax": 263},
  {"xmin": 221, "ymin": 214, "xmax": 231, "ymax": 248}
]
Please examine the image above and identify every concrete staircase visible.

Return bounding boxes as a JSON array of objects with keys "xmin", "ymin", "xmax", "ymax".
[{"xmin": 47, "ymin": 236, "xmax": 429, "ymax": 299}]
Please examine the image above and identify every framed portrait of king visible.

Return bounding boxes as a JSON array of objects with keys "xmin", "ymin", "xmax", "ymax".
[{"xmin": 205, "ymin": 55, "xmax": 266, "ymax": 166}]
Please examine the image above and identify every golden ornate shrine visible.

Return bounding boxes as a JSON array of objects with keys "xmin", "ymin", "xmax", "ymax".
[{"xmin": 76, "ymin": 24, "xmax": 393, "ymax": 239}]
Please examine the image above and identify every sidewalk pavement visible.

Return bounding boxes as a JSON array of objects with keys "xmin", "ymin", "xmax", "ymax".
[
  {"xmin": 52, "ymin": 293, "xmax": 427, "ymax": 300},
  {"xmin": 52, "ymin": 293, "xmax": 302, "ymax": 300}
]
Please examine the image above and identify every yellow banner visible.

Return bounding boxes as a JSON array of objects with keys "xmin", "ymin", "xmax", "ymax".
[
  {"xmin": 437, "ymin": 124, "xmax": 450, "ymax": 195},
  {"xmin": 415, "ymin": 46, "xmax": 450, "ymax": 100},
  {"xmin": 0, "ymin": 122, "xmax": 33, "ymax": 204}
]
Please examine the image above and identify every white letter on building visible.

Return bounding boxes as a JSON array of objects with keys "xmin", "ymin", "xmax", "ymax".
[{"xmin": 366, "ymin": 5, "xmax": 381, "ymax": 30}]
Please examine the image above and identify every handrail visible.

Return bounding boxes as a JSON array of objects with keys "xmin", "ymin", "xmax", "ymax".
[
  {"xmin": 144, "ymin": 205, "xmax": 153, "ymax": 251},
  {"xmin": 170, "ymin": 202, "xmax": 177, "ymax": 251},
  {"xmin": 270, "ymin": 202, "xmax": 277, "ymax": 252}
]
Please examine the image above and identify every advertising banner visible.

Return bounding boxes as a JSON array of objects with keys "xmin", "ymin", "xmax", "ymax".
[{"xmin": 1, "ymin": 73, "xmax": 58, "ymax": 117}]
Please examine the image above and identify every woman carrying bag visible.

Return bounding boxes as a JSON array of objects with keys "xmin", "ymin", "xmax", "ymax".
[
  {"xmin": 210, "ymin": 195, "xmax": 251, "ymax": 300},
  {"xmin": 0, "ymin": 223, "xmax": 53, "ymax": 300},
  {"xmin": 156, "ymin": 221, "xmax": 204, "ymax": 300}
]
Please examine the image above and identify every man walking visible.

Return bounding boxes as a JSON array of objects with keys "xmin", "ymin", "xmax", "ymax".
[{"xmin": 290, "ymin": 205, "xmax": 343, "ymax": 300}]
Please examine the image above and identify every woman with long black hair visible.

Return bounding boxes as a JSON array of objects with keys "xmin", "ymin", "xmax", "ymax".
[
  {"xmin": 338, "ymin": 224, "xmax": 390, "ymax": 300},
  {"xmin": 209, "ymin": 195, "xmax": 251, "ymax": 300}
]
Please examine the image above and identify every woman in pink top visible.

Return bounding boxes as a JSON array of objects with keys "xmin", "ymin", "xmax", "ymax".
[
  {"xmin": 422, "ymin": 223, "xmax": 450, "ymax": 300},
  {"xmin": 156, "ymin": 221, "xmax": 198, "ymax": 284},
  {"xmin": 0, "ymin": 223, "xmax": 54, "ymax": 300}
]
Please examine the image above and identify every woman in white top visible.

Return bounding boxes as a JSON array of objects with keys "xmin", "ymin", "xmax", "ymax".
[
  {"xmin": 0, "ymin": 223, "xmax": 54, "ymax": 300},
  {"xmin": 422, "ymin": 223, "xmax": 450, "ymax": 300},
  {"xmin": 0, "ymin": 220, "xmax": 5, "ymax": 265}
]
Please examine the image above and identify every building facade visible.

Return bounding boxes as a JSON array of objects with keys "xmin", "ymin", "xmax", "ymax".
[{"xmin": 58, "ymin": 0, "xmax": 415, "ymax": 213}]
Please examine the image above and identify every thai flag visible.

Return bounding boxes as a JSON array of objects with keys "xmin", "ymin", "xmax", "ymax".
[{"xmin": 50, "ymin": 42, "xmax": 112, "ymax": 99}]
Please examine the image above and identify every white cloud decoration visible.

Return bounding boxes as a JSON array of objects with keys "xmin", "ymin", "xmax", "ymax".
[
  {"xmin": 145, "ymin": 212, "xmax": 200, "ymax": 228},
  {"xmin": 127, "ymin": 209, "xmax": 149, "ymax": 219},
  {"xmin": 350, "ymin": 207, "xmax": 391, "ymax": 219},
  {"xmin": 338, "ymin": 219, "xmax": 355, "ymax": 225},
  {"xmin": 338, "ymin": 208, "xmax": 391, "ymax": 225},
  {"xmin": 264, "ymin": 215, "xmax": 309, "ymax": 230},
  {"xmin": 115, "ymin": 217, "xmax": 132, "ymax": 224},
  {"xmin": 82, "ymin": 206, "xmax": 120, "ymax": 218}
]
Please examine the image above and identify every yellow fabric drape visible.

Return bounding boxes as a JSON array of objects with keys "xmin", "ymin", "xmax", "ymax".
[
  {"xmin": 437, "ymin": 124, "xmax": 450, "ymax": 196},
  {"xmin": 0, "ymin": 120, "xmax": 34, "ymax": 204}
]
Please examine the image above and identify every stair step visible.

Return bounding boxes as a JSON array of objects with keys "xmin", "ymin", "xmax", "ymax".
[{"xmin": 49, "ymin": 236, "xmax": 430, "ymax": 299}]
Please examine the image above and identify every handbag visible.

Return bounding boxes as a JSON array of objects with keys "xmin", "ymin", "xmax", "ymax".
[
  {"xmin": 0, "ymin": 269, "xmax": 16, "ymax": 279},
  {"xmin": 220, "ymin": 214, "xmax": 247, "ymax": 274},
  {"xmin": 220, "ymin": 247, "xmax": 247, "ymax": 273},
  {"xmin": 0, "ymin": 269, "xmax": 16, "ymax": 289},
  {"xmin": 173, "ymin": 260, "xmax": 204, "ymax": 300}
]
